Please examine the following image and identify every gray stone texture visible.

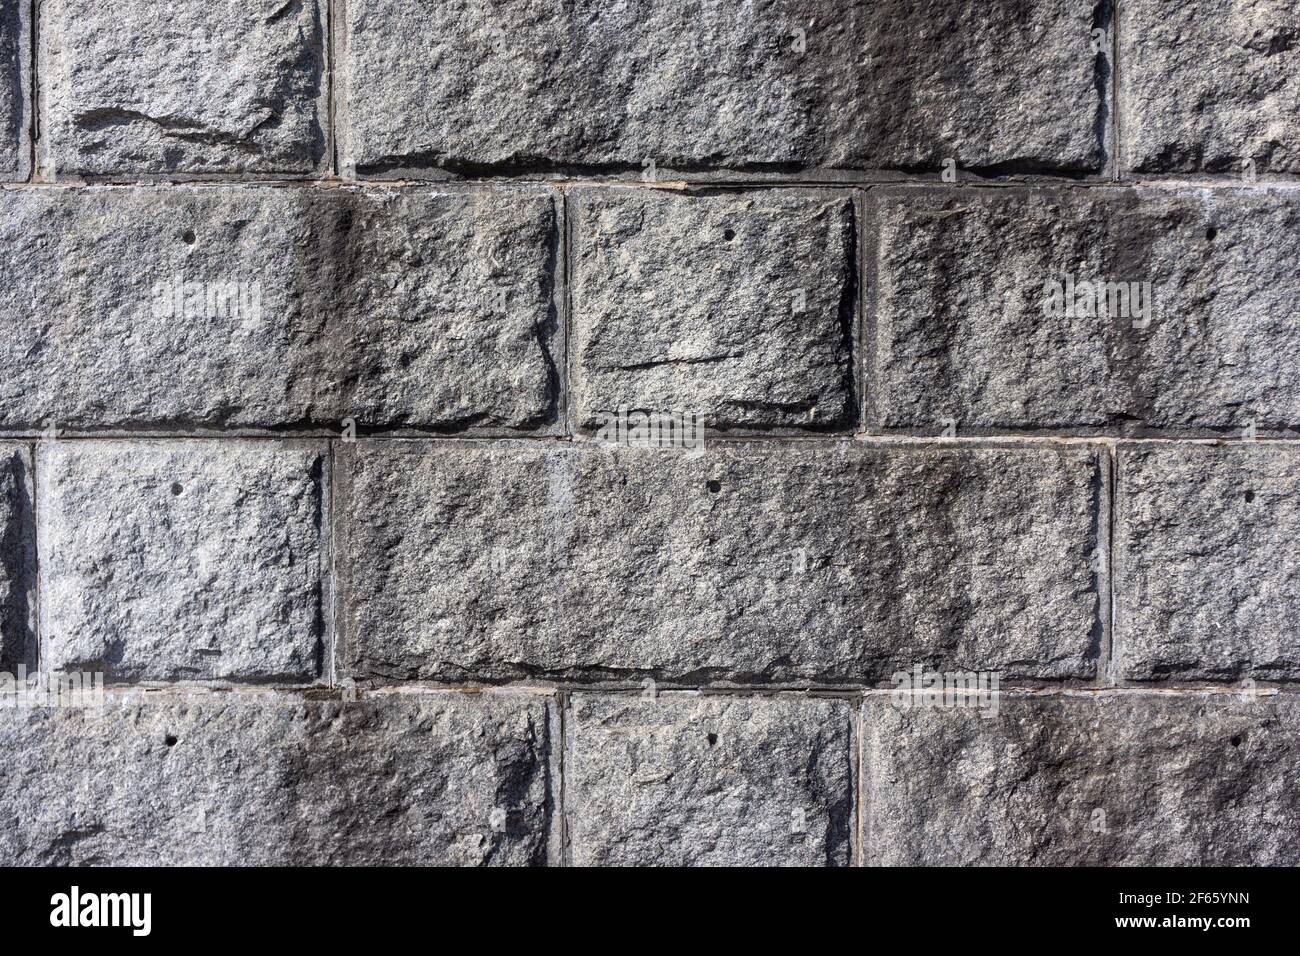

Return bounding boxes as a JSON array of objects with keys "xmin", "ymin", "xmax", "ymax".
[
  {"xmin": 337, "ymin": 442, "xmax": 1103, "ymax": 684},
  {"xmin": 0, "ymin": 443, "xmax": 33, "ymax": 672},
  {"xmin": 565, "ymin": 694, "xmax": 852, "ymax": 866},
  {"xmin": 40, "ymin": 0, "xmax": 327, "ymax": 177},
  {"xmin": 869, "ymin": 186, "xmax": 1300, "ymax": 434},
  {"xmin": 571, "ymin": 188, "xmax": 855, "ymax": 431},
  {"xmin": 0, "ymin": 0, "xmax": 28, "ymax": 180},
  {"xmin": 1116, "ymin": 443, "xmax": 1300, "ymax": 682},
  {"xmin": 5, "ymin": 0, "xmax": 1297, "ymax": 873},
  {"xmin": 0, "ymin": 186, "xmax": 557, "ymax": 432},
  {"xmin": 863, "ymin": 692, "xmax": 1300, "ymax": 865},
  {"xmin": 1120, "ymin": 0, "xmax": 1300, "ymax": 174},
  {"xmin": 0, "ymin": 690, "xmax": 554, "ymax": 865},
  {"xmin": 339, "ymin": 0, "xmax": 1104, "ymax": 176},
  {"xmin": 39, "ymin": 441, "xmax": 324, "ymax": 682}
]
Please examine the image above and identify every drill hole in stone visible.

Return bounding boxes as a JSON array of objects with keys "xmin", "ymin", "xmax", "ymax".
[
  {"xmin": 1230, "ymin": 734, "xmax": 1243, "ymax": 748},
  {"xmin": 171, "ymin": 482, "xmax": 184, "ymax": 496},
  {"xmin": 165, "ymin": 734, "xmax": 179, "ymax": 747},
  {"xmin": 1205, "ymin": 226, "xmax": 1218, "ymax": 242},
  {"xmin": 707, "ymin": 733, "xmax": 718, "ymax": 746},
  {"xmin": 722, "ymin": 228, "xmax": 735, "ymax": 241},
  {"xmin": 181, "ymin": 229, "xmax": 197, "ymax": 245},
  {"xmin": 1245, "ymin": 489, "xmax": 1256, "ymax": 502},
  {"xmin": 707, "ymin": 480, "xmax": 722, "ymax": 494}
]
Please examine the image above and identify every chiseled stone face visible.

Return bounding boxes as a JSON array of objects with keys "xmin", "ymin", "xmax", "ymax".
[
  {"xmin": 0, "ymin": 443, "xmax": 34, "ymax": 673},
  {"xmin": 565, "ymin": 694, "xmax": 853, "ymax": 866},
  {"xmin": 39, "ymin": 441, "xmax": 326, "ymax": 682},
  {"xmin": 39, "ymin": 0, "xmax": 328, "ymax": 177},
  {"xmin": 337, "ymin": 441, "xmax": 1103, "ymax": 684},
  {"xmin": 0, "ymin": 690, "xmax": 555, "ymax": 865},
  {"xmin": 0, "ymin": 186, "xmax": 558, "ymax": 432},
  {"xmin": 339, "ymin": 0, "xmax": 1104, "ymax": 176},
  {"xmin": 862, "ymin": 692, "xmax": 1300, "ymax": 865},
  {"xmin": 1120, "ymin": 0, "xmax": 1300, "ymax": 174},
  {"xmin": 7, "ymin": 0, "xmax": 1296, "ymax": 873},
  {"xmin": 869, "ymin": 186, "xmax": 1300, "ymax": 435},
  {"xmin": 570, "ymin": 188, "xmax": 856, "ymax": 432},
  {"xmin": 0, "ymin": 0, "xmax": 29, "ymax": 180},
  {"xmin": 1116, "ymin": 443, "xmax": 1300, "ymax": 682}
]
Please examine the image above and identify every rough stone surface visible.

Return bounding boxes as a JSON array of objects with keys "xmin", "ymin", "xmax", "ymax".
[
  {"xmin": 40, "ymin": 0, "xmax": 327, "ymax": 177},
  {"xmin": 0, "ymin": 0, "xmax": 28, "ymax": 180},
  {"xmin": 571, "ymin": 189, "xmax": 855, "ymax": 431},
  {"xmin": 869, "ymin": 187, "xmax": 1300, "ymax": 434},
  {"xmin": 0, "ymin": 690, "xmax": 554, "ymax": 865},
  {"xmin": 566, "ymin": 694, "xmax": 852, "ymax": 866},
  {"xmin": 1120, "ymin": 0, "xmax": 1300, "ymax": 174},
  {"xmin": 1116, "ymin": 444, "xmax": 1300, "ymax": 682},
  {"xmin": 0, "ymin": 443, "xmax": 33, "ymax": 672},
  {"xmin": 337, "ymin": 442, "xmax": 1103, "ymax": 684},
  {"xmin": 6, "ymin": 3, "xmax": 1297, "ymax": 871},
  {"xmin": 0, "ymin": 186, "xmax": 557, "ymax": 432},
  {"xmin": 863, "ymin": 692, "xmax": 1300, "ymax": 865},
  {"xmin": 339, "ymin": 0, "xmax": 1104, "ymax": 176},
  {"xmin": 39, "ymin": 442, "xmax": 324, "ymax": 682}
]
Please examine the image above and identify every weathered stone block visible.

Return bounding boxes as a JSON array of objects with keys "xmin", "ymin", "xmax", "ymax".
[
  {"xmin": 0, "ymin": 186, "xmax": 557, "ymax": 432},
  {"xmin": 39, "ymin": 441, "xmax": 324, "ymax": 682},
  {"xmin": 337, "ymin": 442, "xmax": 1103, "ymax": 683},
  {"xmin": 339, "ymin": 0, "xmax": 1104, "ymax": 176},
  {"xmin": 565, "ymin": 693, "xmax": 852, "ymax": 866},
  {"xmin": 39, "ymin": 0, "xmax": 327, "ymax": 177},
  {"xmin": 862, "ymin": 691, "xmax": 1300, "ymax": 865},
  {"xmin": 1120, "ymin": 0, "xmax": 1300, "ymax": 174},
  {"xmin": 0, "ymin": 0, "xmax": 29, "ymax": 180},
  {"xmin": 1116, "ymin": 444, "xmax": 1300, "ymax": 681},
  {"xmin": 0, "ymin": 443, "xmax": 33, "ymax": 672},
  {"xmin": 869, "ymin": 186, "xmax": 1300, "ymax": 434},
  {"xmin": 571, "ymin": 188, "xmax": 855, "ymax": 431},
  {"xmin": 0, "ymin": 690, "xmax": 554, "ymax": 865}
]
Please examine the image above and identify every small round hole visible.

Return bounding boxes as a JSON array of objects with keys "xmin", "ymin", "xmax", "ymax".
[
  {"xmin": 165, "ymin": 734, "xmax": 178, "ymax": 747},
  {"xmin": 707, "ymin": 480, "xmax": 722, "ymax": 494},
  {"xmin": 1245, "ymin": 489, "xmax": 1256, "ymax": 503},
  {"xmin": 722, "ymin": 228, "xmax": 735, "ymax": 241},
  {"xmin": 171, "ymin": 482, "xmax": 184, "ymax": 496},
  {"xmin": 1230, "ymin": 734, "xmax": 1242, "ymax": 748},
  {"xmin": 706, "ymin": 733, "xmax": 718, "ymax": 746},
  {"xmin": 1205, "ymin": 226, "xmax": 1218, "ymax": 242},
  {"xmin": 182, "ymin": 229, "xmax": 197, "ymax": 245}
]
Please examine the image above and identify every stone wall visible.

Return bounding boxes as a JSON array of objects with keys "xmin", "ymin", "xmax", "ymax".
[{"xmin": 1, "ymin": 0, "xmax": 1298, "ymax": 865}]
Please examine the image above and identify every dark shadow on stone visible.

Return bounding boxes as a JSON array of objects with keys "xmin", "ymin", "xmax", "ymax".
[{"xmin": 0, "ymin": 448, "xmax": 35, "ymax": 673}]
